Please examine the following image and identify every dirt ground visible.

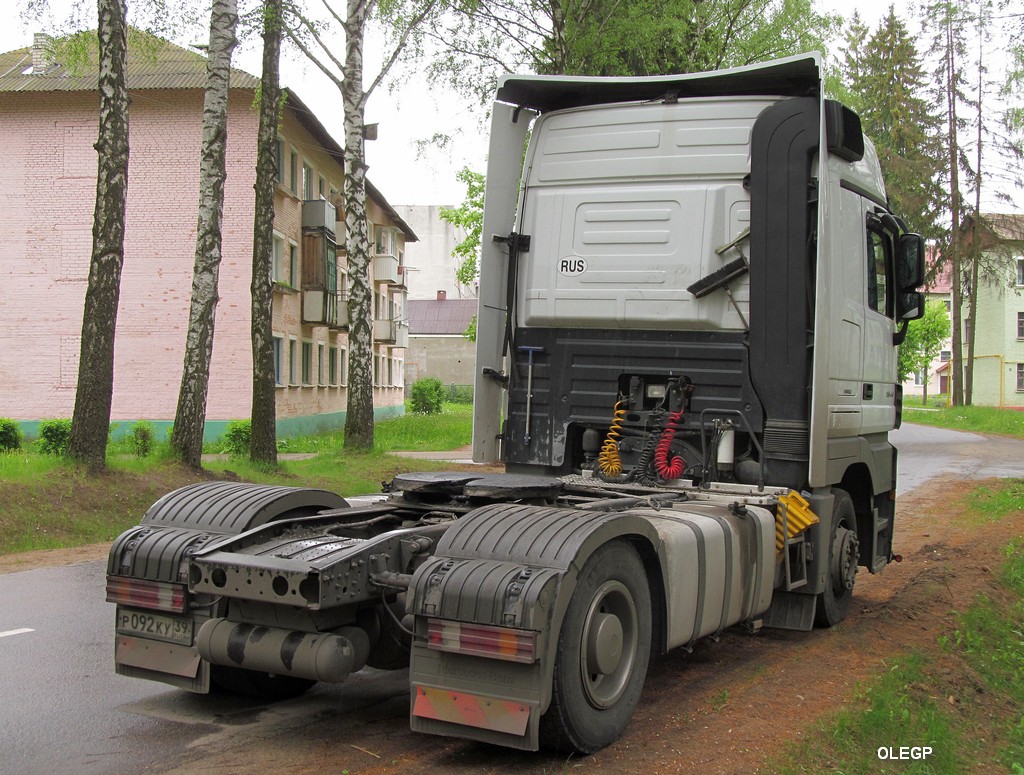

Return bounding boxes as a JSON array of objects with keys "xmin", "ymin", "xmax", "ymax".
[{"xmin": 4, "ymin": 478, "xmax": 1020, "ymax": 773}]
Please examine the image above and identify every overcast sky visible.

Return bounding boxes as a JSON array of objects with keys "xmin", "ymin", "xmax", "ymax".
[{"xmin": 4, "ymin": 0, "xmax": 1017, "ymax": 212}]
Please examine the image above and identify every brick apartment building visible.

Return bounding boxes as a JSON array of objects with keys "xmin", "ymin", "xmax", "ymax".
[{"xmin": 0, "ymin": 32, "xmax": 414, "ymax": 439}]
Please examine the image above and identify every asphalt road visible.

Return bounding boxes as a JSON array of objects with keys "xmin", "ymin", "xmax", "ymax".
[{"xmin": 3, "ymin": 422, "xmax": 1024, "ymax": 775}]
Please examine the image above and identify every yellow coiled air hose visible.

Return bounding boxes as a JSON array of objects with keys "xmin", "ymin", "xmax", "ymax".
[{"xmin": 598, "ymin": 400, "xmax": 627, "ymax": 477}]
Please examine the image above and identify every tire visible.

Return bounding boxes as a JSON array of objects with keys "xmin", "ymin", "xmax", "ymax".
[
  {"xmin": 540, "ymin": 540, "xmax": 652, "ymax": 754},
  {"xmin": 210, "ymin": 665, "xmax": 316, "ymax": 701},
  {"xmin": 815, "ymin": 489, "xmax": 859, "ymax": 628}
]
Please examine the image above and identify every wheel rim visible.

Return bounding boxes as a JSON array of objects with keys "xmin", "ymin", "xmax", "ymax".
[
  {"xmin": 830, "ymin": 525, "xmax": 859, "ymax": 598},
  {"xmin": 579, "ymin": 579, "xmax": 638, "ymax": 709}
]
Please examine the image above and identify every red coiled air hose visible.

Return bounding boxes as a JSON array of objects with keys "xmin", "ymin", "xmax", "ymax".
[{"xmin": 654, "ymin": 411, "xmax": 685, "ymax": 480}]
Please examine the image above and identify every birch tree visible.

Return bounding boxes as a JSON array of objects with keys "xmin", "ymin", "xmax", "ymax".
[
  {"xmin": 250, "ymin": 0, "xmax": 284, "ymax": 465},
  {"xmin": 286, "ymin": 0, "xmax": 441, "ymax": 450},
  {"xmin": 170, "ymin": 0, "xmax": 239, "ymax": 468},
  {"xmin": 67, "ymin": 0, "xmax": 130, "ymax": 470}
]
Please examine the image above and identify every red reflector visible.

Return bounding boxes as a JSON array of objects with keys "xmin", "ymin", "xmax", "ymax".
[
  {"xmin": 106, "ymin": 576, "xmax": 187, "ymax": 613},
  {"xmin": 426, "ymin": 619, "xmax": 536, "ymax": 663}
]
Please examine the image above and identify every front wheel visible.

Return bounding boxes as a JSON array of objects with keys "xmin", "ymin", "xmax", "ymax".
[
  {"xmin": 815, "ymin": 489, "xmax": 859, "ymax": 628},
  {"xmin": 539, "ymin": 540, "xmax": 652, "ymax": 753}
]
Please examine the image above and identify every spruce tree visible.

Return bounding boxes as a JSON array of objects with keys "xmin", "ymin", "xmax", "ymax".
[{"xmin": 844, "ymin": 7, "xmax": 943, "ymax": 240}]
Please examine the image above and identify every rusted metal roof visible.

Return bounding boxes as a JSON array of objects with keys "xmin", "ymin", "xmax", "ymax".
[
  {"xmin": 0, "ymin": 31, "xmax": 259, "ymax": 92},
  {"xmin": 408, "ymin": 298, "xmax": 478, "ymax": 335}
]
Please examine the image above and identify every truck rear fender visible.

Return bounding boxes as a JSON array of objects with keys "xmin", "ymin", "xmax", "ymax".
[
  {"xmin": 407, "ymin": 503, "xmax": 667, "ymax": 749},
  {"xmin": 107, "ymin": 483, "xmax": 348, "ymax": 694},
  {"xmin": 108, "ymin": 482, "xmax": 349, "ymax": 583}
]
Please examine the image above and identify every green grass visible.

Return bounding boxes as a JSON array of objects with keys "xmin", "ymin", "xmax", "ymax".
[
  {"xmin": 961, "ymin": 479, "xmax": 1024, "ymax": 524},
  {"xmin": 769, "ymin": 481, "xmax": 1024, "ymax": 775},
  {"xmin": 772, "ymin": 654, "xmax": 963, "ymax": 774},
  {"xmin": 903, "ymin": 401, "xmax": 1024, "ymax": 439},
  {"xmin": 203, "ymin": 450, "xmax": 456, "ymax": 496},
  {"xmin": 947, "ymin": 539, "xmax": 1024, "ymax": 771},
  {"xmin": 273, "ymin": 402, "xmax": 473, "ymax": 454},
  {"xmin": 0, "ymin": 406, "xmax": 476, "ymax": 555}
]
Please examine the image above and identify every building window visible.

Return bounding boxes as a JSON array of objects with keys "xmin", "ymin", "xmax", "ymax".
[
  {"xmin": 374, "ymin": 225, "xmax": 395, "ymax": 256},
  {"xmin": 272, "ymin": 233, "xmax": 287, "ymax": 283},
  {"xmin": 288, "ymin": 338, "xmax": 298, "ymax": 385},
  {"xmin": 1018, "ymin": 363, "xmax": 1024, "ymax": 392},
  {"xmin": 339, "ymin": 348, "xmax": 347, "ymax": 385},
  {"xmin": 302, "ymin": 341, "xmax": 313, "ymax": 385},
  {"xmin": 1017, "ymin": 258, "xmax": 1024, "ymax": 287},
  {"xmin": 1018, "ymin": 311, "xmax": 1024, "ymax": 339},
  {"xmin": 318, "ymin": 175, "xmax": 326, "ymax": 198},
  {"xmin": 289, "ymin": 148, "xmax": 298, "ymax": 192},
  {"xmin": 318, "ymin": 344, "xmax": 326, "ymax": 386},
  {"xmin": 940, "ymin": 350, "xmax": 951, "ymax": 363},
  {"xmin": 273, "ymin": 336, "xmax": 284, "ymax": 385},
  {"xmin": 303, "ymin": 163, "xmax": 313, "ymax": 200},
  {"xmin": 329, "ymin": 346, "xmax": 338, "ymax": 385},
  {"xmin": 914, "ymin": 370, "xmax": 925, "ymax": 386},
  {"xmin": 289, "ymin": 243, "xmax": 298, "ymax": 286}
]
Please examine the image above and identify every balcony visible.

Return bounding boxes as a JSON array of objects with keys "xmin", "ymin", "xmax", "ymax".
[
  {"xmin": 303, "ymin": 290, "xmax": 348, "ymax": 329},
  {"xmin": 373, "ymin": 253, "xmax": 399, "ymax": 284},
  {"xmin": 391, "ymin": 263, "xmax": 408, "ymax": 288},
  {"xmin": 301, "ymin": 199, "xmax": 338, "ymax": 237},
  {"xmin": 373, "ymin": 318, "xmax": 409, "ymax": 347}
]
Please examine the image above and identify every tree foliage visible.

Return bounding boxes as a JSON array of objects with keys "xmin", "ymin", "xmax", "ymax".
[
  {"xmin": 841, "ymin": 8, "xmax": 943, "ymax": 240},
  {"xmin": 917, "ymin": 0, "xmax": 1024, "ymax": 405},
  {"xmin": 439, "ymin": 166, "xmax": 485, "ymax": 289},
  {"xmin": 425, "ymin": 0, "xmax": 839, "ymax": 103},
  {"xmin": 898, "ymin": 300, "xmax": 951, "ymax": 400}
]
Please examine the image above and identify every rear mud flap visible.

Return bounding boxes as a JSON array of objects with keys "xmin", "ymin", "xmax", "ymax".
[{"xmin": 409, "ymin": 643, "xmax": 545, "ymax": 750}]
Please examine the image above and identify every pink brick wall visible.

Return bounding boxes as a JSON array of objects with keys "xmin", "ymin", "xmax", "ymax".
[{"xmin": 0, "ymin": 87, "xmax": 406, "ymax": 427}]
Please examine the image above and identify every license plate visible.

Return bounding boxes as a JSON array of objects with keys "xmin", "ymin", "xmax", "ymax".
[{"xmin": 116, "ymin": 608, "xmax": 193, "ymax": 646}]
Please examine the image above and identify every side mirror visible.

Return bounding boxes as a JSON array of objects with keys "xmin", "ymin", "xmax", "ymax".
[
  {"xmin": 898, "ymin": 291, "xmax": 924, "ymax": 322},
  {"xmin": 897, "ymin": 233, "xmax": 925, "ymax": 291}
]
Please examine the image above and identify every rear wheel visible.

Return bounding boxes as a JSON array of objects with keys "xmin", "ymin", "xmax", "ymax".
[
  {"xmin": 815, "ymin": 489, "xmax": 859, "ymax": 627},
  {"xmin": 540, "ymin": 540, "xmax": 652, "ymax": 753}
]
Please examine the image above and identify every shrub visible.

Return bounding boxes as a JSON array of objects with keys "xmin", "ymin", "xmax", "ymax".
[
  {"xmin": 126, "ymin": 420, "xmax": 156, "ymax": 458},
  {"xmin": 410, "ymin": 377, "xmax": 446, "ymax": 414},
  {"xmin": 38, "ymin": 419, "xmax": 73, "ymax": 456},
  {"xmin": 445, "ymin": 384, "xmax": 474, "ymax": 404},
  {"xmin": 0, "ymin": 419, "xmax": 23, "ymax": 451},
  {"xmin": 221, "ymin": 420, "xmax": 252, "ymax": 456}
]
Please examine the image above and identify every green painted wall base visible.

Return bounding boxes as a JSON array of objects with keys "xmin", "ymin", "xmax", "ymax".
[{"xmin": 14, "ymin": 404, "xmax": 406, "ymax": 444}]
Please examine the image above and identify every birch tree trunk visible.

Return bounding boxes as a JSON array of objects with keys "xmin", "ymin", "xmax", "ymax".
[
  {"xmin": 67, "ymin": 0, "xmax": 130, "ymax": 471},
  {"xmin": 284, "ymin": 0, "xmax": 439, "ymax": 450},
  {"xmin": 171, "ymin": 0, "xmax": 239, "ymax": 467},
  {"xmin": 342, "ymin": 0, "xmax": 375, "ymax": 450},
  {"xmin": 250, "ymin": 0, "xmax": 283, "ymax": 465}
]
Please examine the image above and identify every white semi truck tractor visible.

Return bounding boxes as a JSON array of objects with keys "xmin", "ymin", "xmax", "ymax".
[{"xmin": 106, "ymin": 52, "xmax": 925, "ymax": 754}]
